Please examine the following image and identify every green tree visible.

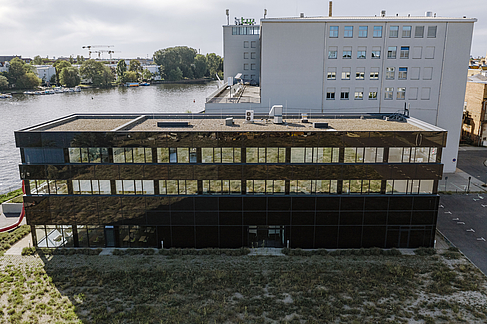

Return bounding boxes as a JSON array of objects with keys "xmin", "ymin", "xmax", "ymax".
[
  {"xmin": 53, "ymin": 60, "xmax": 72, "ymax": 85},
  {"xmin": 141, "ymin": 69, "xmax": 153, "ymax": 81},
  {"xmin": 32, "ymin": 55, "xmax": 43, "ymax": 65},
  {"xmin": 80, "ymin": 59, "xmax": 105, "ymax": 85},
  {"xmin": 193, "ymin": 54, "xmax": 207, "ymax": 79},
  {"xmin": 116, "ymin": 59, "xmax": 127, "ymax": 83},
  {"xmin": 167, "ymin": 67, "xmax": 183, "ymax": 81},
  {"xmin": 6, "ymin": 57, "xmax": 41, "ymax": 89},
  {"xmin": 76, "ymin": 55, "xmax": 85, "ymax": 63},
  {"xmin": 0, "ymin": 75, "xmax": 8, "ymax": 90},
  {"xmin": 99, "ymin": 65, "xmax": 115, "ymax": 87},
  {"xmin": 153, "ymin": 46, "xmax": 197, "ymax": 79},
  {"xmin": 205, "ymin": 53, "xmax": 223, "ymax": 79},
  {"xmin": 128, "ymin": 59, "xmax": 142, "ymax": 73},
  {"xmin": 59, "ymin": 67, "xmax": 80, "ymax": 87},
  {"xmin": 124, "ymin": 71, "xmax": 139, "ymax": 82}
]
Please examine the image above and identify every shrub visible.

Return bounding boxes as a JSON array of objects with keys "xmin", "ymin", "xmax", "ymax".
[
  {"xmin": 22, "ymin": 247, "xmax": 36, "ymax": 256},
  {"xmin": 0, "ymin": 225, "xmax": 31, "ymax": 254},
  {"xmin": 36, "ymin": 248, "xmax": 102, "ymax": 256},
  {"xmin": 415, "ymin": 247, "xmax": 436, "ymax": 256}
]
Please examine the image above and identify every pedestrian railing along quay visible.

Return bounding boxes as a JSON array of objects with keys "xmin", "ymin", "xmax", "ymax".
[{"xmin": 206, "ymin": 96, "xmax": 261, "ymax": 104}]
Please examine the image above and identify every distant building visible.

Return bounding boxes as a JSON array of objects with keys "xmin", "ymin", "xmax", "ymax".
[
  {"xmin": 462, "ymin": 74, "xmax": 487, "ymax": 146},
  {"xmin": 33, "ymin": 65, "xmax": 56, "ymax": 85}
]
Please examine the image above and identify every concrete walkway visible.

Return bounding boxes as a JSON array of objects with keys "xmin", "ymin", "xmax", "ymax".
[{"xmin": 4, "ymin": 233, "xmax": 32, "ymax": 255}]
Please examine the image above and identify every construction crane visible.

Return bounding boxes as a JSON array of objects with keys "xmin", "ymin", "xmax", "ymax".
[
  {"xmin": 81, "ymin": 45, "xmax": 114, "ymax": 59},
  {"xmin": 91, "ymin": 50, "xmax": 121, "ymax": 60}
]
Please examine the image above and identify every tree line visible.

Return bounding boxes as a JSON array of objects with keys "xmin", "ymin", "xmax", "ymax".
[{"xmin": 0, "ymin": 46, "xmax": 223, "ymax": 90}]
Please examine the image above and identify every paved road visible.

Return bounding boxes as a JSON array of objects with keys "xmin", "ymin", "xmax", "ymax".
[
  {"xmin": 437, "ymin": 193, "xmax": 487, "ymax": 275},
  {"xmin": 457, "ymin": 146, "xmax": 487, "ymax": 183}
]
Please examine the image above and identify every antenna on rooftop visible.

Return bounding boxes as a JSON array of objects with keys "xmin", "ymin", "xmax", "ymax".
[
  {"xmin": 226, "ymin": 9, "xmax": 229, "ymax": 25},
  {"xmin": 329, "ymin": 1, "xmax": 332, "ymax": 17},
  {"xmin": 264, "ymin": 9, "xmax": 267, "ymax": 19}
]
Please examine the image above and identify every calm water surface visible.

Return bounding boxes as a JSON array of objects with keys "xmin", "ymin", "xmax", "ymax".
[{"xmin": 0, "ymin": 82, "xmax": 219, "ymax": 194}]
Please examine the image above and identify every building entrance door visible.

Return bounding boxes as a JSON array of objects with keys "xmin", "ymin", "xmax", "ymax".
[
  {"xmin": 248, "ymin": 226, "xmax": 285, "ymax": 248},
  {"xmin": 105, "ymin": 226, "xmax": 116, "ymax": 247}
]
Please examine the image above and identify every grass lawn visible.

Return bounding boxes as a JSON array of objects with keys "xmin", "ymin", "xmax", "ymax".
[{"xmin": 0, "ymin": 247, "xmax": 486, "ymax": 323}]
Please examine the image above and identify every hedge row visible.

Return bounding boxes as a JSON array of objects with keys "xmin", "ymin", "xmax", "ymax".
[{"xmin": 0, "ymin": 225, "xmax": 30, "ymax": 255}]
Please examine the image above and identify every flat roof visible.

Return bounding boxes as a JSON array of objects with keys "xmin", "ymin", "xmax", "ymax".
[
  {"xmin": 262, "ymin": 16, "xmax": 477, "ymax": 23},
  {"xmin": 16, "ymin": 113, "xmax": 445, "ymax": 133}
]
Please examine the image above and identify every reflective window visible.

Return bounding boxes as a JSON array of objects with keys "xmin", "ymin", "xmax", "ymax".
[
  {"xmin": 201, "ymin": 180, "xmax": 241, "ymax": 195},
  {"xmin": 246, "ymin": 147, "xmax": 286, "ymax": 163},
  {"xmin": 157, "ymin": 148, "xmax": 196, "ymax": 163},
  {"xmin": 202, "ymin": 147, "xmax": 241, "ymax": 163},
  {"xmin": 387, "ymin": 46, "xmax": 397, "ymax": 59},
  {"xmin": 358, "ymin": 26, "xmax": 368, "ymax": 38},
  {"xmin": 159, "ymin": 180, "xmax": 197, "ymax": 195},
  {"xmin": 398, "ymin": 67, "xmax": 408, "ymax": 80},
  {"xmin": 69, "ymin": 147, "xmax": 109, "ymax": 163},
  {"xmin": 397, "ymin": 88, "xmax": 406, "ymax": 100},
  {"xmin": 25, "ymin": 148, "xmax": 65, "ymax": 164},
  {"xmin": 427, "ymin": 26, "xmax": 437, "ymax": 38},
  {"xmin": 388, "ymin": 147, "xmax": 438, "ymax": 163},
  {"xmin": 389, "ymin": 26, "xmax": 399, "ymax": 37},
  {"xmin": 415, "ymin": 26, "xmax": 424, "ymax": 38},
  {"xmin": 113, "ymin": 147, "xmax": 151, "ymax": 163},
  {"xmin": 386, "ymin": 67, "xmax": 395, "ymax": 80},
  {"xmin": 343, "ymin": 180, "xmax": 381, "ymax": 194},
  {"xmin": 373, "ymin": 26, "xmax": 382, "ymax": 38},
  {"xmin": 73, "ymin": 180, "xmax": 111, "ymax": 195},
  {"xmin": 29, "ymin": 179, "xmax": 68, "ymax": 195},
  {"xmin": 290, "ymin": 180, "xmax": 338, "ymax": 194},
  {"xmin": 290, "ymin": 147, "xmax": 339, "ymax": 163},
  {"xmin": 400, "ymin": 46, "xmax": 410, "ymax": 59},
  {"xmin": 371, "ymin": 49, "xmax": 381, "ymax": 59},
  {"xmin": 246, "ymin": 180, "xmax": 285, "ymax": 194},
  {"xmin": 344, "ymin": 26, "xmax": 353, "ymax": 38},
  {"xmin": 115, "ymin": 180, "xmax": 153, "ymax": 195},
  {"xmin": 386, "ymin": 179, "xmax": 434, "ymax": 194},
  {"xmin": 329, "ymin": 26, "xmax": 339, "ymax": 38},
  {"xmin": 402, "ymin": 26, "xmax": 412, "ymax": 38}
]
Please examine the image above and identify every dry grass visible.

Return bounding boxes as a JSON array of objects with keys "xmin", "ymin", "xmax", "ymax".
[{"xmin": 0, "ymin": 249, "xmax": 486, "ymax": 323}]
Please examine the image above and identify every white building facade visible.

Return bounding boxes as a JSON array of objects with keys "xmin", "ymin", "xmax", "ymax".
[
  {"xmin": 209, "ymin": 13, "xmax": 476, "ymax": 173},
  {"xmin": 223, "ymin": 23, "xmax": 260, "ymax": 85}
]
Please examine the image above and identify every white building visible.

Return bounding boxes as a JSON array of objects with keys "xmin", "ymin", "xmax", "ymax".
[
  {"xmin": 223, "ymin": 18, "xmax": 260, "ymax": 85},
  {"xmin": 33, "ymin": 65, "xmax": 56, "ymax": 84},
  {"xmin": 207, "ymin": 11, "xmax": 476, "ymax": 173}
]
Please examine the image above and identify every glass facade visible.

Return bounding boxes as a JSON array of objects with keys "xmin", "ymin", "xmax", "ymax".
[{"xmin": 17, "ymin": 120, "xmax": 446, "ymax": 249}]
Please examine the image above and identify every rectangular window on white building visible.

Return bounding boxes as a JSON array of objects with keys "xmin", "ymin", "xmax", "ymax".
[
  {"xmin": 370, "ymin": 68, "xmax": 379, "ymax": 80},
  {"xmin": 327, "ymin": 68, "xmax": 336, "ymax": 80},
  {"xmin": 397, "ymin": 87, "xmax": 406, "ymax": 100},
  {"xmin": 427, "ymin": 26, "xmax": 437, "ymax": 38},
  {"xmin": 400, "ymin": 46, "xmax": 409, "ymax": 59},
  {"xmin": 389, "ymin": 26, "xmax": 399, "ymax": 37},
  {"xmin": 410, "ymin": 67, "xmax": 420, "ymax": 80},
  {"xmin": 251, "ymin": 41, "xmax": 256, "ymax": 48},
  {"xmin": 373, "ymin": 26, "xmax": 382, "ymax": 37},
  {"xmin": 341, "ymin": 88, "xmax": 350, "ymax": 100},
  {"xmin": 354, "ymin": 88, "xmax": 364, "ymax": 100},
  {"xmin": 244, "ymin": 63, "xmax": 249, "ymax": 70},
  {"xmin": 421, "ymin": 87, "xmax": 431, "ymax": 100},
  {"xmin": 358, "ymin": 26, "xmax": 368, "ymax": 37},
  {"xmin": 326, "ymin": 88, "xmax": 335, "ymax": 100},
  {"xmin": 329, "ymin": 26, "xmax": 339, "ymax": 38},
  {"xmin": 423, "ymin": 67, "xmax": 433, "ymax": 80},
  {"xmin": 244, "ymin": 41, "xmax": 249, "ymax": 48},
  {"xmin": 251, "ymin": 52, "xmax": 256, "ymax": 59},
  {"xmin": 357, "ymin": 47, "xmax": 366, "ymax": 59},
  {"xmin": 356, "ymin": 68, "xmax": 365, "ymax": 80},
  {"xmin": 409, "ymin": 87, "xmax": 418, "ymax": 100},
  {"xmin": 341, "ymin": 68, "xmax": 351, "ymax": 80},
  {"xmin": 398, "ymin": 67, "xmax": 408, "ymax": 80},
  {"xmin": 343, "ymin": 47, "xmax": 352, "ymax": 59},
  {"xmin": 244, "ymin": 52, "xmax": 249, "ymax": 59},
  {"xmin": 328, "ymin": 47, "xmax": 338, "ymax": 59},
  {"xmin": 371, "ymin": 47, "xmax": 381, "ymax": 59},
  {"xmin": 412, "ymin": 46, "xmax": 422, "ymax": 59},
  {"xmin": 402, "ymin": 26, "xmax": 412, "ymax": 38},
  {"xmin": 386, "ymin": 67, "xmax": 395, "ymax": 80},
  {"xmin": 415, "ymin": 26, "xmax": 424, "ymax": 38},
  {"xmin": 344, "ymin": 26, "xmax": 353, "ymax": 37},
  {"xmin": 384, "ymin": 87, "xmax": 393, "ymax": 100},
  {"xmin": 250, "ymin": 63, "xmax": 256, "ymax": 70},
  {"xmin": 425, "ymin": 46, "xmax": 435, "ymax": 59},
  {"xmin": 368, "ymin": 88, "xmax": 378, "ymax": 100},
  {"xmin": 387, "ymin": 46, "xmax": 397, "ymax": 59}
]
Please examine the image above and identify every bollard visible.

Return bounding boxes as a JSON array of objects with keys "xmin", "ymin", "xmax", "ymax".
[
  {"xmin": 161, "ymin": 240, "xmax": 163, "ymax": 249},
  {"xmin": 287, "ymin": 240, "xmax": 290, "ymax": 248}
]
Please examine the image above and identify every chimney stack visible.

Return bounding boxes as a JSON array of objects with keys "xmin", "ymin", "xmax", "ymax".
[{"xmin": 329, "ymin": 1, "xmax": 332, "ymax": 17}]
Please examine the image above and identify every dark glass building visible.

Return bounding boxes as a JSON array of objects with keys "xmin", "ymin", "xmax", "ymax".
[{"xmin": 15, "ymin": 113, "xmax": 446, "ymax": 249}]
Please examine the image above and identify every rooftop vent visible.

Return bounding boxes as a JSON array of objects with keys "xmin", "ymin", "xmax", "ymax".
[
  {"xmin": 157, "ymin": 121, "xmax": 190, "ymax": 128},
  {"xmin": 300, "ymin": 12, "xmax": 304, "ymax": 18},
  {"xmin": 245, "ymin": 110, "xmax": 254, "ymax": 124},
  {"xmin": 301, "ymin": 113, "xmax": 309, "ymax": 123},
  {"xmin": 381, "ymin": 10, "xmax": 386, "ymax": 17},
  {"xmin": 225, "ymin": 117, "xmax": 234, "ymax": 126},
  {"xmin": 425, "ymin": 11, "xmax": 433, "ymax": 17},
  {"xmin": 313, "ymin": 122, "xmax": 328, "ymax": 129},
  {"xmin": 269, "ymin": 105, "xmax": 283, "ymax": 124}
]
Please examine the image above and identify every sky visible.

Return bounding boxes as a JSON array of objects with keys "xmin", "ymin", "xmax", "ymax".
[{"xmin": 0, "ymin": 0, "xmax": 485, "ymax": 60}]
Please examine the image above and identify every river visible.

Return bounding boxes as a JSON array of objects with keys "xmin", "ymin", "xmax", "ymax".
[{"xmin": 0, "ymin": 82, "xmax": 220, "ymax": 194}]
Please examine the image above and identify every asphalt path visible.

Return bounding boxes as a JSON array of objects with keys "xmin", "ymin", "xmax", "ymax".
[
  {"xmin": 437, "ymin": 193, "xmax": 487, "ymax": 275},
  {"xmin": 457, "ymin": 147, "xmax": 487, "ymax": 184}
]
